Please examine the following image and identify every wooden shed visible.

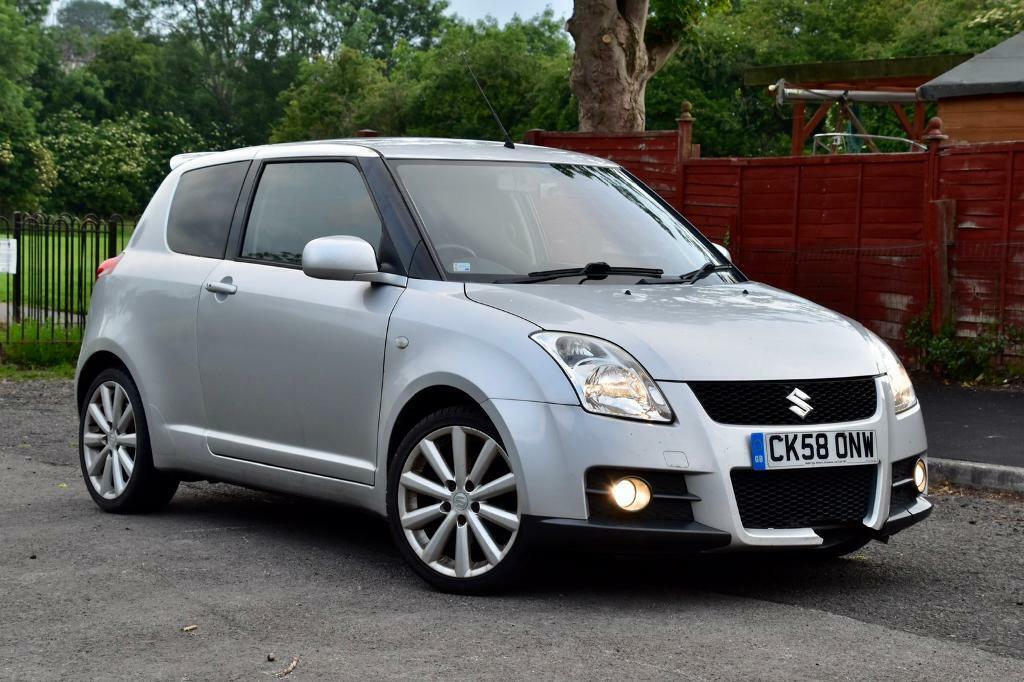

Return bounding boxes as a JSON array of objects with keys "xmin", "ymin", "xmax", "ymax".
[{"xmin": 918, "ymin": 32, "xmax": 1024, "ymax": 144}]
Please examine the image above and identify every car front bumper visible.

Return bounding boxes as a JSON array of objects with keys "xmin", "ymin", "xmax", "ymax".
[{"xmin": 484, "ymin": 376, "xmax": 930, "ymax": 551}]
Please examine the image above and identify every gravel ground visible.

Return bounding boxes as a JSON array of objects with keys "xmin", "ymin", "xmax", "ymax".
[{"xmin": 1, "ymin": 379, "xmax": 1022, "ymax": 679}]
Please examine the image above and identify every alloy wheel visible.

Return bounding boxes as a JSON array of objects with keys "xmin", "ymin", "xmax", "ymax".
[
  {"xmin": 82, "ymin": 381, "xmax": 137, "ymax": 500},
  {"xmin": 397, "ymin": 425, "xmax": 520, "ymax": 579}
]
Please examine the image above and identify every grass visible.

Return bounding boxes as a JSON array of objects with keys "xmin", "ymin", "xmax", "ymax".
[
  {"xmin": 0, "ymin": 363, "xmax": 75, "ymax": 380},
  {"xmin": 0, "ymin": 223, "xmax": 133, "ymax": 312},
  {"xmin": 0, "ymin": 320, "xmax": 82, "ymax": 374}
]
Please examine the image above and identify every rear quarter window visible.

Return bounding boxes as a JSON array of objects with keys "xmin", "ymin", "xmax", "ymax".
[{"xmin": 166, "ymin": 161, "xmax": 250, "ymax": 258}]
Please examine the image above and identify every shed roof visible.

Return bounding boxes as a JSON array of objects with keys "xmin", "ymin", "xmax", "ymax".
[{"xmin": 918, "ymin": 32, "xmax": 1024, "ymax": 100}]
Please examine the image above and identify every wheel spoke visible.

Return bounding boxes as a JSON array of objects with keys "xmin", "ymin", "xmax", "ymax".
[
  {"xmin": 111, "ymin": 449, "xmax": 126, "ymax": 494},
  {"xmin": 467, "ymin": 439, "xmax": 497, "ymax": 486},
  {"xmin": 117, "ymin": 447, "xmax": 134, "ymax": 478},
  {"xmin": 419, "ymin": 439, "xmax": 454, "ymax": 484},
  {"xmin": 100, "ymin": 385, "xmax": 114, "ymax": 423},
  {"xmin": 451, "ymin": 426, "xmax": 468, "ymax": 487},
  {"xmin": 83, "ymin": 432, "xmax": 105, "ymax": 447},
  {"xmin": 99, "ymin": 455, "xmax": 114, "ymax": 495},
  {"xmin": 88, "ymin": 404, "xmax": 111, "ymax": 434},
  {"xmin": 470, "ymin": 472, "xmax": 515, "ymax": 501},
  {"xmin": 467, "ymin": 513, "xmax": 501, "ymax": 565},
  {"xmin": 401, "ymin": 502, "xmax": 445, "ymax": 530},
  {"xmin": 477, "ymin": 503, "xmax": 519, "ymax": 531},
  {"xmin": 89, "ymin": 446, "xmax": 110, "ymax": 476},
  {"xmin": 455, "ymin": 522, "xmax": 471, "ymax": 578},
  {"xmin": 421, "ymin": 513, "xmax": 457, "ymax": 563},
  {"xmin": 118, "ymin": 433, "xmax": 137, "ymax": 449},
  {"xmin": 111, "ymin": 386, "xmax": 125, "ymax": 429},
  {"xmin": 400, "ymin": 472, "xmax": 449, "ymax": 501},
  {"xmin": 116, "ymin": 405, "xmax": 133, "ymax": 432}
]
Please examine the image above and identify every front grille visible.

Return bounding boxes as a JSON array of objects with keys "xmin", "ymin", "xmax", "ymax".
[
  {"xmin": 890, "ymin": 457, "xmax": 920, "ymax": 510},
  {"xmin": 586, "ymin": 468, "xmax": 695, "ymax": 524},
  {"xmin": 731, "ymin": 465, "xmax": 877, "ymax": 529},
  {"xmin": 689, "ymin": 377, "xmax": 878, "ymax": 425}
]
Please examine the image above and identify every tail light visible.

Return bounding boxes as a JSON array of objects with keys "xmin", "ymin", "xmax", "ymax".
[{"xmin": 96, "ymin": 254, "xmax": 123, "ymax": 279}]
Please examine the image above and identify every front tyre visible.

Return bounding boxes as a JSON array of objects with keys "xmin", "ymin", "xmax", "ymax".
[
  {"xmin": 387, "ymin": 406, "xmax": 527, "ymax": 593},
  {"xmin": 79, "ymin": 368, "xmax": 178, "ymax": 513}
]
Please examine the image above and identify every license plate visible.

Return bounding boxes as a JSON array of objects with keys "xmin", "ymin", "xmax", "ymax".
[{"xmin": 750, "ymin": 430, "xmax": 877, "ymax": 470}]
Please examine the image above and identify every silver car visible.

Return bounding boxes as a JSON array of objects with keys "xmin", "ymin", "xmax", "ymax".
[{"xmin": 76, "ymin": 139, "xmax": 931, "ymax": 592}]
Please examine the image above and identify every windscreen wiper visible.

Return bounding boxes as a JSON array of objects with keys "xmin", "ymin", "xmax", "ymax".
[
  {"xmin": 498, "ymin": 262, "xmax": 664, "ymax": 284},
  {"xmin": 636, "ymin": 262, "xmax": 733, "ymax": 285}
]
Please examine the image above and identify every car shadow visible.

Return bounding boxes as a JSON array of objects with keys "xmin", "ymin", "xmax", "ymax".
[{"xmin": 156, "ymin": 482, "xmax": 893, "ymax": 600}]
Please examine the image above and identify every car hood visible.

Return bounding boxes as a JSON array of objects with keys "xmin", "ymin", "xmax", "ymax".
[{"xmin": 464, "ymin": 282, "xmax": 883, "ymax": 381}]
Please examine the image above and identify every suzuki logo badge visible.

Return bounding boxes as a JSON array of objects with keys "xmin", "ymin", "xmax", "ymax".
[{"xmin": 787, "ymin": 388, "xmax": 813, "ymax": 419}]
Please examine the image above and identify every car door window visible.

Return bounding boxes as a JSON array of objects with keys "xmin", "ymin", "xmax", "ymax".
[
  {"xmin": 167, "ymin": 161, "xmax": 250, "ymax": 259},
  {"xmin": 241, "ymin": 161, "xmax": 383, "ymax": 266}
]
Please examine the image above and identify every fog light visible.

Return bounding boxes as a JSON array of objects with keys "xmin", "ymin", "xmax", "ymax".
[
  {"xmin": 914, "ymin": 458, "xmax": 928, "ymax": 494},
  {"xmin": 611, "ymin": 477, "xmax": 652, "ymax": 512}
]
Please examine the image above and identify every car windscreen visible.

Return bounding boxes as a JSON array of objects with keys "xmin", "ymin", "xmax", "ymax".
[{"xmin": 392, "ymin": 160, "xmax": 723, "ymax": 282}]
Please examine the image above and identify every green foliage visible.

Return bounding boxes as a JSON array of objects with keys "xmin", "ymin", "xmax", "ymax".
[
  {"xmin": 273, "ymin": 12, "xmax": 577, "ymax": 142},
  {"xmin": 57, "ymin": 0, "xmax": 117, "ymax": 37},
  {"xmin": 122, "ymin": 0, "xmax": 450, "ymax": 143},
  {"xmin": 0, "ymin": 0, "xmax": 57, "ymax": 212},
  {"xmin": 968, "ymin": 0, "xmax": 1024, "ymax": 41},
  {"xmin": 87, "ymin": 31, "xmax": 162, "ymax": 114},
  {"xmin": 390, "ymin": 13, "xmax": 576, "ymax": 139},
  {"xmin": 272, "ymin": 47, "xmax": 390, "ymax": 142},
  {"xmin": 42, "ymin": 110, "xmax": 201, "ymax": 215},
  {"xmin": 905, "ymin": 314, "xmax": 1024, "ymax": 381},
  {"xmin": 647, "ymin": 0, "xmax": 725, "ymax": 52}
]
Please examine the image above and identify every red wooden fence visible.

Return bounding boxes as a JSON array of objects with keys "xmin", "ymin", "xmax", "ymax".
[{"xmin": 526, "ymin": 120, "xmax": 1024, "ymax": 361}]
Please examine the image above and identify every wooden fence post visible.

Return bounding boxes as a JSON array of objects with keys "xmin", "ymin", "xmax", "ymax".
[
  {"xmin": 677, "ymin": 101, "xmax": 694, "ymax": 162},
  {"xmin": 355, "ymin": 129, "xmax": 379, "ymax": 137},
  {"xmin": 922, "ymin": 117, "xmax": 949, "ymax": 333},
  {"xmin": 676, "ymin": 102, "xmax": 695, "ymax": 212},
  {"xmin": 523, "ymin": 129, "xmax": 544, "ymax": 146},
  {"xmin": 791, "ymin": 102, "xmax": 806, "ymax": 156}
]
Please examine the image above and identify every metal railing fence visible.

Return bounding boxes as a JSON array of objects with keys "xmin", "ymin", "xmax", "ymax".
[{"xmin": 1, "ymin": 213, "xmax": 132, "ymax": 345}]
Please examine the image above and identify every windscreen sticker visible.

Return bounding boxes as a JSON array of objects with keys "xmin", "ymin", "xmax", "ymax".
[{"xmin": 453, "ymin": 262, "xmax": 471, "ymax": 272}]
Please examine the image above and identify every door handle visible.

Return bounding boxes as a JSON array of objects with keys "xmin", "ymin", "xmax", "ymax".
[{"xmin": 205, "ymin": 281, "xmax": 237, "ymax": 295}]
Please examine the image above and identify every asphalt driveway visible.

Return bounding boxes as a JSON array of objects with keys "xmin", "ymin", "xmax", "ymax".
[
  {"xmin": 915, "ymin": 378, "xmax": 1024, "ymax": 467},
  {"xmin": 1, "ymin": 379, "xmax": 1022, "ymax": 679}
]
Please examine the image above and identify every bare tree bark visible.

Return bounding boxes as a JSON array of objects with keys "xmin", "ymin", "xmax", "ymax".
[{"xmin": 567, "ymin": 0, "xmax": 682, "ymax": 132}]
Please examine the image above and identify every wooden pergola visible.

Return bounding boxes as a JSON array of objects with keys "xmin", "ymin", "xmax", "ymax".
[{"xmin": 744, "ymin": 54, "xmax": 971, "ymax": 155}]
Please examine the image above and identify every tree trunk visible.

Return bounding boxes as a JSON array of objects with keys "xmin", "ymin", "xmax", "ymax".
[{"xmin": 567, "ymin": 0, "xmax": 680, "ymax": 133}]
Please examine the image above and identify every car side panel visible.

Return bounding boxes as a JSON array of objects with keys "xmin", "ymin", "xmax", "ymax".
[
  {"xmin": 78, "ymin": 249, "xmax": 221, "ymax": 472},
  {"xmin": 369, "ymin": 279, "xmax": 579, "ymax": 513}
]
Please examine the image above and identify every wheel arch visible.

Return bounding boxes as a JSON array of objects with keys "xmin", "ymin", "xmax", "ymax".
[
  {"xmin": 76, "ymin": 350, "xmax": 132, "ymax": 410},
  {"xmin": 385, "ymin": 384, "xmax": 484, "ymax": 467}
]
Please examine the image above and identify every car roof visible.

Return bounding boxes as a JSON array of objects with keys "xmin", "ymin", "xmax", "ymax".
[{"xmin": 172, "ymin": 137, "xmax": 619, "ymax": 172}]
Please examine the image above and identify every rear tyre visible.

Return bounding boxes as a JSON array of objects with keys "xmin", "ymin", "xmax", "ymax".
[
  {"xmin": 79, "ymin": 368, "xmax": 178, "ymax": 513},
  {"xmin": 387, "ymin": 405, "xmax": 528, "ymax": 594}
]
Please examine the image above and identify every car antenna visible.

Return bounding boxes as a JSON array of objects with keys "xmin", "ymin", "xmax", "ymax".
[{"xmin": 461, "ymin": 53, "xmax": 515, "ymax": 149}]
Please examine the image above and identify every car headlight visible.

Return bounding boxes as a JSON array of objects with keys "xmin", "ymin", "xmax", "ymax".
[
  {"xmin": 867, "ymin": 332, "xmax": 917, "ymax": 414},
  {"xmin": 531, "ymin": 332, "xmax": 673, "ymax": 422}
]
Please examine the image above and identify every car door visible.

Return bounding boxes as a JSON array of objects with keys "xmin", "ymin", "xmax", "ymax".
[{"xmin": 196, "ymin": 159, "xmax": 404, "ymax": 484}]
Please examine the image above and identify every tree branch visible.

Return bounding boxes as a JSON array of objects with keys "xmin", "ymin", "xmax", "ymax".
[
  {"xmin": 617, "ymin": 0, "xmax": 650, "ymax": 28},
  {"xmin": 645, "ymin": 35, "xmax": 681, "ymax": 74}
]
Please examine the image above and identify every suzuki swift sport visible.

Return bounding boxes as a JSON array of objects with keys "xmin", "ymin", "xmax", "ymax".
[{"xmin": 76, "ymin": 138, "xmax": 931, "ymax": 592}]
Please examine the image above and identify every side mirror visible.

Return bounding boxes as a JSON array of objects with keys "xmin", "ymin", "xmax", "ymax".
[
  {"xmin": 302, "ymin": 236, "xmax": 378, "ymax": 281},
  {"xmin": 713, "ymin": 243, "xmax": 732, "ymax": 262}
]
